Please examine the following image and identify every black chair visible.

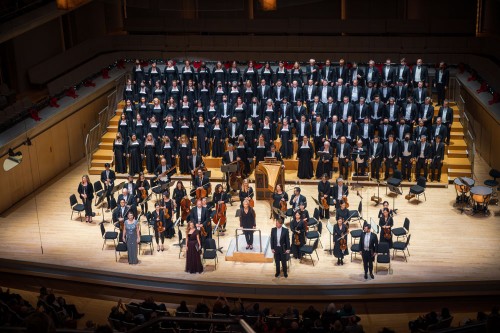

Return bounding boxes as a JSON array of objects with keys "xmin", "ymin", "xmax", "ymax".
[
  {"xmin": 94, "ymin": 181, "xmax": 105, "ymax": 206},
  {"xmin": 347, "ymin": 201, "xmax": 363, "ymax": 228},
  {"xmin": 139, "ymin": 230, "xmax": 154, "ymax": 255},
  {"xmin": 484, "ymin": 169, "xmax": 500, "ymax": 188},
  {"xmin": 307, "ymin": 217, "xmax": 319, "ymax": 229},
  {"xmin": 393, "ymin": 234, "xmax": 411, "ymax": 262},
  {"xmin": 306, "ymin": 230, "xmax": 322, "ymax": 248},
  {"xmin": 70, "ymin": 194, "xmax": 85, "ymax": 221},
  {"xmin": 350, "ymin": 229, "xmax": 363, "ymax": 244},
  {"xmin": 376, "ymin": 242, "xmax": 391, "ymax": 274},
  {"xmin": 300, "ymin": 239, "xmax": 319, "ymax": 266},
  {"xmin": 350, "ymin": 243, "xmax": 360, "ymax": 261},
  {"xmin": 100, "ymin": 222, "xmax": 118, "ymax": 250},
  {"xmin": 108, "ymin": 197, "xmax": 117, "ymax": 224},
  {"xmin": 409, "ymin": 177, "xmax": 427, "ymax": 203},
  {"xmin": 392, "ymin": 217, "xmax": 410, "ymax": 241},
  {"xmin": 115, "ymin": 242, "xmax": 127, "ymax": 262},
  {"xmin": 177, "ymin": 229, "xmax": 186, "ymax": 258},
  {"xmin": 386, "ymin": 170, "xmax": 403, "ymax": 195},
  {"xmin": 202, "ymin": 238, "xmax": 218, "ymax": 269}
]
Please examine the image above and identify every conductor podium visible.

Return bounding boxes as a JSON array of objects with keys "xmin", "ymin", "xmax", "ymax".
[{"xmin": 255, "ymin": 160, "xmax": 285, "ymax": 200}]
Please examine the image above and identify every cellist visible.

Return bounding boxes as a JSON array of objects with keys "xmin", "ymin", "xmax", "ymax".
[
  {"xmin": 213, "ymin": 184, "xmax": 230, "ymax": 234},
  {"xmin": 317, "ymin": 174, "xmax": 332, "ymax": 219},
  {"xmin": 192, "ymin": 169, "xmax": 210, "ymax": 199},
  {"xmin": 172, "ymin": 181, "xmax": 187, "ymax": 223}
]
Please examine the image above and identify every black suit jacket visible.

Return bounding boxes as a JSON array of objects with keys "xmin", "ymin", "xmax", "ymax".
[
  {"xmin": 303, "ymin": 85, "xmax": 318, "ymax": 102},
  {"xmin": 431, "ymin": 125, "xmax": 448, "ymax": 141},
  {"xmin": 332, "ymin": 184, "xmax": 349, "ymax": 201},
  {"xmin": 419, "ymin": 104, "xmax": 434, "ymax": 122},
  {"xmin": 336, "ymin": 142, "xmax": 352, "ymax": 158},
  {"xmin": 328, "ymin": 122, "xmax": 343, "ymax": 140},
  {"xmin": 343, "ymin": 122, "xmax": 358, "ymax": 141},
  {"xmin": 431, "ymin": 142, "xmax": 445, "ymax": 162},
  {"xmin": 289, "ymin": 86, "xmax": 303, "ymax": 103},
  {"xmin": 311, "ymin": 120, "xmax": 327, "ymax": 138},
  {"xmin": 354, "ymin": 102, "xmax": 370, "ymax": 121},
  {"xmin": 378, "ymin": 124, "xmax": 393, "ymax": 141},
  {"xmin": 413, "ymin": 126, "xmax": 428, "ymax": 141},
  {"xmin": 273, "ymin": 85, "xmax": 288, "ymax": 102},
  {"xmin": 412, "ymin": 88, "xmax": 427, "ymax": 104},
  {"xmin": 334, "ymin": 66, "xmax": 348, "ymax": 83},
  {"xmin": 100, "ymin": 170, "xmax": 116, "ymax": 187},
  {"xmin": 289, "ymin": 194, "xmax": 307, "ymax": 209},
  {"xmin": 414, "ymin": 142, "xmax": 431, "ymax": 159},
  {"xmin": 222, "ymin": 150, "xmax": 239, "ymax": 164},
  {"xmin": 369, "ymin": 142, "xmax": 384, "ymax": 159},
  {"xmin": 361, "ymin": 232, "xmax": 378, "ymax": 254},
  {"xmin": 187, "ymin": 155, "xmax": 203, "ymax": 173},
  {"xmin": 396, "ymin": 66, "xmax": 411, "ymax": 85},
  {"xmin": 384, "ymin": 104, "xmax": 401, "ymax": 122},
  {"xmin": 189, "ymin": 206, "xmax": 208, "ymax": 226},
  {"xmin": 437, "ymin": 107, "xmax": 454, "ymax": 125},
  {"xmin": 435, "ymin": 69, "xmax": 450, "ymax": 86},
  {"xmin": 383, "ymin": 141, "xmax": 400, "ymax": 159},
  {"xmin": 411, "ymin": 66, "xmax": 429, "ymax": 84},
  {"xmin": 266, "ymin": 150, "xmax": 283, "ymax": 162},
  {"xmin": 381, "ymin": 66, "xmax": 396, "ymax": 85},
  {"xmin": 333, "ymin": 85, "xmax": 348, "ymax": 102},
  {"xmin": 317, "ymin": 181, "xmax": 332, "ymax": 197},
  {"xmin": 270, "ymin": 227, "xmax": 291, "ymax": 251},
  {"xmin": 348, "ymin": 67, "xmax": 365, "ymax": 85},
  {"xmin": 348, "ymin": 85, "xmax": 365, "ymax": 104},
  {"xmin": 193, "ymin": 176, "xmax": 210, "ymax": 189},
  {"xmin": 320, "ymin": 67, "xmax": 335, "ymax": 83}
]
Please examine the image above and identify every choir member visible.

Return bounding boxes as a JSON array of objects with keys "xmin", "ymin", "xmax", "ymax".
[
  {"xmin": 113, "ymin": 133, "xmax": 127, "ymax": 174},
  {"xmin": 297, "ymin": 135, "xmax": 314, "ymax": 179},
  {"xmin": 211, "ymin": 118, "xmax": 225, "ymax": 158}
]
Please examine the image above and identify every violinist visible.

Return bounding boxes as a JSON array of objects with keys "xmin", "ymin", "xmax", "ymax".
[
  {"xmin": 272, "ymin": 184, "xmax": 288, "ymax": 221},
  {"xmin": 172, "ymin": 181, "xmax": 187, "ymax": 221},
  {"xmin": 239, "ymin": 179, "xmax": 254, "ymax": 208},
  {"xmin": 333, "ymin": 217, "xmax": 349, "ymax": 266},
  {"xmin": 318, "ymin": 174, "xmax": 332, "ymax": 219},
  {"xmin": 377, "ymin": 201, "xmax": 394, "ymax": 219},
  {"xmin": 239, "ymin": 199, "xmax": 256, "ymax": 250},
  {"xmin": 298, "ymin": 201, "xmax": 310, "ymax": 222},
  {"xmin": 378, "ymin": 208, "xmax": 394, "ymax": 248},
  {"xmin": 213, "ymin": 184, "xmax": 230, "ymax": 234},
  {"xmin": 100, "ymin": 163, "xmax": 116, "ymax": 210},
  {"xmin": 161, "ymin": 192, "xmax": 175, "ymax": 239},
  {"xmin": 290, "ymin": 211, "xmax": 306, "ymax": 259},
  {"xmin": 335, "ymin": 200, "xmax": 350, "ymax": 222},
  {"xmin": 152, "ymin": 203, "xmax": 166, "ymax": 252},
  {"xmin": 192, "ymin": 169, "xmax": 210, "ymax": 198},
  {"xmin": 135, "ymin": 172, "xmax": 150, "ymax": 214},
  {"xmin": 332, "ymin": 177, "xmax": 349, "ymax": 209},
  {"xmin": 112, "ymin": 198, "xmax": 129, "ymax": 241},
  {"xmin": 189, "ymin": 199, "xmax": 210, "ymax": 241},
  {"xmin": 118, "ymin": 188, "xmax": 137, "ymax": 217}
]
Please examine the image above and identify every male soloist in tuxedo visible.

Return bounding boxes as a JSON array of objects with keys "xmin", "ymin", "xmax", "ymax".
[
  {"xmin": 361, "ymin": 224, "xmax": 378, "ymax": 280},
  {"xmin": 222, "ymin": 144, "xmax": 239, "ymax": 190},
  {"xmin": 189, "ymin": 199, "xmax": 210, "ymax": 240},
  {"xmin": 271, "ymin": 219, "xmax": 291, "ymax": 278}
]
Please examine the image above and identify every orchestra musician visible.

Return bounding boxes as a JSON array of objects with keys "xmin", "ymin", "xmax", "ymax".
[
  {"xmin": 125, "ymin": 175, "xmax": 136, "ymax": 198},
  {"xmin": 212, "ymin": 184, "xmax": 230, "ymax": 234},
  {"xmin": 135, "ymin": 172, "xmax": 150, "ymax": 214},
  {"xmin": 290, "ymin": 211, "xmax": 306, "ymax": 259},
  {"xmin": 378, "ymin": 201, "xmax": 394, "ymax": 219},
  {"xmin": 272, "ymin": 184, "xmax": 288, "ymax": 221},
  {"xmin": 379, "ymin": 208, "xmax": 394, "ymax": 248},
  {"xmin": 239, "ymin": 179, "xmax": 254, "ymax": 208},
  {"xmin": 161, "ymin": 191, "xmax": 175, "ymax": 239},
  {"xmin": 335, "ymin": 200, "xmax": 350, "ymax": 222},
  {"xmin": 77, "ymin": 175, "xmax": 94, "ymax": 223},
  {"xmin": 429, "ymin": 135, "xmax": 445, "ymax": 182},
  {"xmin": 318, "ymin": 174, "xmax": 332, "ymax": 219},
  {"xmin": 192, "ymin": 169, "xmax": 210, "ymax": 198},
  {"xmin": 152, "ymin": 203, "xmax": 166, "ymax": 252},
  {"xmin": 117, "ymin": 188, "xmax": 137, "ymax": 218},
  {"xmin": 188, "ymin": 148, "xmax": 203, "ymax": 181},
  {"xmin": 154, "ymin": 158, "xmax": 172, "ymax": 187},
  {"xmin": 332, "ymin": 178, "xmax": 349, "ymax": 209},
  {"xmin": 172, "ymin": 181, "xmax": 187, "ymax": 222},
  {"xmin": 333, "ymin": 217, "xmax": 349, "ymax": 266},
  {"xmin": 353, "ymin": 139, "xmax": 368, "ymax": 176},
  {"xmin": 369, "ymin": 136, "xmax": 383, "ymax": 181},
  {"xmin": 189, "ymin": 199, "xmax": 210, "ymax": 241},
  {"xmin": 113, "ymin": 198, "xmax": 129, "ymax": 241},
  {"xmin": 239, "ymin": 199, "xmax": 256, "ymax": 250},
  {"xmin": 315, "ymin": 141, "xmax": 333, "ymax": 179},
  {"xmin": 289, "ymin": 187, "xmax": 307, "ymax": 216},
  {"xmin": 361, "ymin": 224, "xmax": 378, "ymax": 280},
  {"xmin": 222, "ymin": 143, "xmax": 240, "ymax": 190},
  {"xmin": 100, "ymin": 163, "xmax": 116, "ymax": 210},
  {"xmin": 271, "ymin": 218, "xmax": 291, "ymax": 278}
]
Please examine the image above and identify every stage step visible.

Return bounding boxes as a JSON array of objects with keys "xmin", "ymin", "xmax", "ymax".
[
  {"xmin": 448, "ymin": 149, "xmax": 468, "ymax": 159},
  {"xmin": 102, "ymin": 132, "xmax": 118, "ymax": 143},
  {"xmin": 448, "ymin": 140, "xmax": 467, "ymax": 149},
  {"xmin": 91, "ymin": 159, "xmax": 112, "ymax": 168},
  {"xmin": 92, "ymin": 149, "xmax": 113, "ymax": 159},
  {"xmin": 446, "ymin": 157, "xmax": 472, "ymax": 169},
  {"xmin": 99, "ymin": 141, "xmax": 113, "ymax": 149},
  {"xmin": 108, "ymin": 115, "xmax": 121, "ymax": 127},
  {"xmin": 448, "ymin": 168, "xmax": 472, "ymax": 178},
  {"xmin": 450, "ymin": 133, "xmax": 464, "ymax": 140}
]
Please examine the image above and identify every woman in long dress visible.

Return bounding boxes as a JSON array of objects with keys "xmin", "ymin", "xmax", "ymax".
[
  {"xmin": 77, "ymin": 175, "xmax": 94, "ymax": 223},
  {"xmin": 185, "ymin": 221, "xmax": 203, "ymax": 274},
  {"xmin": 162, "ymin": 191, "xmax": 175, "ymax": 239},
  {"xmin": 143, "ymin": 133, "xmax": 158, "ymax": 174},
  {"xmin": 379, "ymin": 208, "xmax": 394, "ymax": 248},
  {"xmin": 272, "ymin": 184, "xmax": 288, "ymax": 221},
  {"xmin": 279, "ymin": 118, "xmax": 293, "ymax": 159},
  {"xmin": 127, "ymin": 134, "xmax": 142, "ymax": 176},
  {"xmin": 254, "ymin": 134, "xmax": 268, "ymax": 165},
  {"xmin": 123, "ymin": 211, "xmax": 140, "ymax": 265},
  {"xmin": 290, "ymin": 211, "xmax": 306, "ymax": 259},
  {"xmin": 113, "ymin": 133, "xmax": 127, "ymax": 174},
  {"xmin": 178, "ymin": 135, "xmax": 191, "ymax": 174},
  {"xmin": 118, "ymin": 113, "xmax": 130, "ymax": 144},
  {"xmin": 333, "ymin": 217, "xmax": 349, "ymax": 266},
  {"xmin": 195, "ymin": 116, "xmax": 209, "ymax": 156},
  {"xmin": 211, "ymin": 118, "xmax": 224, "ymax": 158},
  {"xmin": 297, "ymin": 135, "xmax": 314, "ymax": 179}
]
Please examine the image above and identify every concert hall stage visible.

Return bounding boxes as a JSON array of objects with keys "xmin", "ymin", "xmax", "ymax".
[{"xmin": 0, "ymin": 159, "xmax": 499, "ymax": 305}]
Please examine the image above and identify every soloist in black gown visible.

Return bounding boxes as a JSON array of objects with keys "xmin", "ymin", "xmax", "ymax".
[{"xmin": 185, "ymin": 230, "xmax": 203, "ymax": 274}]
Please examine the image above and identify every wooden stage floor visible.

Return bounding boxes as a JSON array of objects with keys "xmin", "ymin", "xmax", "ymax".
[{"xmin": 1, "ymin": 159, "xmax": 499, "ymax": 301}]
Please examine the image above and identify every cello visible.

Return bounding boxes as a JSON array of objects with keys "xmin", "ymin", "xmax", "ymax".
[
  {"xmin": 229, "ymin": 160, "xmax": 245, "ymax": 192},
  {"xmin": 180, "ymin": 197, "xmax": 191, "ymax": 222},
  {"xmin": 213, "ymin": 202, "xmax": 227, "ymax": 231}
]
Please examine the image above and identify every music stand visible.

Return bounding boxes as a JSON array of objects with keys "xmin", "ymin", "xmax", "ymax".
[
  {"xmin": 212, "ymin": 222, "xmax": 224, "ymax": 253},
  {"xmin": 387, "ymin": 184, "xmax": 402, "ymax": 214},
  {"xmin": 95, "ymin": 193, "xmax": 107, "ymax": 223},
  {"xmin": 112, "ymin": 181, "xmax": 125, "ymax": 198},
  {"xmin": 221, "ymin": 163, "xmax": 238, "ymax": 192},
  {"xmin": 325, "ymin": 222, "xmax": 334, "ymax": 255},
  {"xmin": 350, "ymin": 150, "xmax": 366, "ymax": 190}
]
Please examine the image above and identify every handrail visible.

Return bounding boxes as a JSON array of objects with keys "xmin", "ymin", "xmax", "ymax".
[
  {"xmin": 235, "ymin": 228, "xmax": 262, "ymax": 252},
  {"xmin": 127, "ymin": 316, "xmax": 254, "ymax": 333}
]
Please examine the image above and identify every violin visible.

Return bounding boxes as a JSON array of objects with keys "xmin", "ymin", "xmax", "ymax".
[
  {"xmin": 342, "ymin": 195, "xmax": 349, "ymax": 208},
  {"xmin": 339, "ymin": 222, "xmax": 349, "ymax": 251},
  {"xmin": 383, "ymin": 218, "xmax": 392, "ymax": 240},
  {"xmin": 164, "ymin": 206, "xmax": 170, "ymax": 220},
  {"xmin": 157, "ymin": 220, "xmax": 166, "ymax": 233},
  {"xmin": 180, "ymin": 197, "xmax": 191, "ymax": 221}
]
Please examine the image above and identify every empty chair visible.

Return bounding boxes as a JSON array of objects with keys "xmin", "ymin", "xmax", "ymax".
[
  {"xmin": 139, "ymin": 230, "xmax": 153, "ymax": 255},
  {"xmin": 69, "ymin": 194, "xmax": 85, "ymax": 221},
  {"xmin": 94, "ymin": 181, "xmax": 105, "ymax": 205},
  {"xmin": 393, "ymin": 234, "xmax": 411, "ymax": 262},
  {"xmin": 408, "ymin": 177, "xmax": 427, "ymax": 203},
  {"xmin": 376, "ymin": 242, "xmax": 391, "ymax": 274},
  {"xmin": 100, "ymin": 222, "xmax": 118, "ymax": 250},
  {"xmin": 202, "ymin": 238, "xmax": 218, "ymax": 269},
  {"xmin": 350, "ymin": 243, "xmax": 360, "ymax": 261},
  {"xmin": 115, "ymin": 242, "xmax": 127, "ymax": 262},
  {"xmin": 386, "ymin": 170, "xmax": 403, "ymax": 195},
  {"xmin": 350, "ymin": 228, "xmax": 363, "ymax": 244},
  {"xmin": 300, "ymin": 239, "xmax": 319, "ymax": 266},
  {"xmin": 307, "ymin": 217, "xmax": 319, "ymax": 229},
  {"xmin": 306, "ymin": 229, "xmax": 322, "ymax": 248},
  {"xmin": 347, "ymin": 201, "xmax": 363, "ymax": 227},
  {"xmin": 392, "ymin": 217, "xmax": 410, "ymax": 241},
  {"xmin": 484, "ymin": 169, "xmax": 500, "ymax": 188}
]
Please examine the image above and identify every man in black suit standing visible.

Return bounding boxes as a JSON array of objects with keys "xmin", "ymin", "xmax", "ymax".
[
  {"xmin": 414, "ymin": 135, "xmax": 431, "ymax": 180},
  {"xmin": 304, "ymin": 79, "xmax": 318, "ymax": 105},
  {"xmin": 381, "ymin": 58, "xmax": 396, "ymax": 87},
  {"xmin": 320, "ymin": 59, "xmax": 335, "ymax": 85},
  {"xmin": 306, "ymin": 59, "xmax": 320, "ymax": 85},
  {"xmin": 396, "ymin": 58, "xmax": 411, "ymax": 86},
  {"xmin": 100, "ymin": 163, "xmax": 116, "ymax": 209},
  {"xmin": 271, "ymin": 219, "xmax": 291, "ymax": 278},
  {"xmin": 312, "ymin": 114, "xmax": 327, "ymax": 158},
  {"xmin": 400, "ymin": 133, "xmax": 415, "ymax": 182},
  {"xmin": 434, "ymin": 62, "xmax": 450, "ymax": 106},
  {"xmin": 289, "ymin": 80, "xmax": 303, "ymax": 106},
  {"xmin": 383, "ymin": 135, "xmax": 399, "ymax": 180},
  {"xmin": 411, "ymin": 58, "xmax": 429, "ymax": 88},
  {"xmin": 365, "ymin": 60, "xmax": 380, "ymax": 86},
  {"xmin": 348, "ymin": 62, "xmax": 365, "ymax": 86},
  {"xmin": 369, "ymin": 136, "xmax": 383, "ymax": 180},
  {"xmin": 437, "ymin": 100, "xmax": 453, "ymax": 145},
  {"xmin": 190, "ymin": 199, "xmax": 210, "ymax": 240},
  {"xmin": 222, "ymin": 144, "xmax": 239, "ymax": 190},
  {"xmin": 361, "ymin": 224, "xmax": 378, "ymax": 280},
  {"xmin": 337, "ymin": 136, "xmax": 352, "ymax": 180},
  {"xmin": 335, "ymin": 58, "xmax": 348, "ymax": 84},
  {"xmin": 430, "ymin": 135, "xmax": 445, "ymax": 182},
  {"xmin": 318, "ymin": 80, "xmax": 333, "ymax": 105}
]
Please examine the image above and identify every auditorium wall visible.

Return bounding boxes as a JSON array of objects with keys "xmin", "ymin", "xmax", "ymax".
[{"xmin": 0, "ymin": 89, "xmax": 111, "ymax": 215}]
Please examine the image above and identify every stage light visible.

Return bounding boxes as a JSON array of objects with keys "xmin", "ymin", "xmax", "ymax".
[{"xmin": 260, "ymin": 0, "xmax": 277, "ymax": 11}]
